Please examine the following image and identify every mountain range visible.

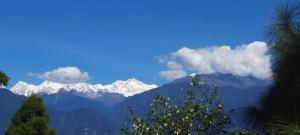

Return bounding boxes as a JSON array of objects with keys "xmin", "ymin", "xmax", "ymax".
[
  {"xmin": 0, "ymin": 74, "xmax": 270, "ymax": 135},
  {"xmin": 11, "ymin": 78, "xmax": 158, "ymax": 97}
]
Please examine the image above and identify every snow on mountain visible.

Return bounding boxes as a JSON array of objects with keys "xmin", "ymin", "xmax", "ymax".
[
  {"xmin": 104, "ymin": 78, "xmax": 158, "ymax": 97},
  {"xmin": 10, "ymin": 78, "xmax": 158, "ymax": 97}
]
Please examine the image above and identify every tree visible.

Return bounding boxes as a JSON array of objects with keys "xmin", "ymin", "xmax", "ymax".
[
  {"xmin": 5, "ymin": 95, "xmax": 56, "ymax": 135},
  {"xmin": 120, "ymin": 75, "xmax": 255, "ymax": 135},
  {"xmin": 0, "ymin": 71, "xmax": 10, "ymax": 87},
  {"xmin": 245, "ymin": 2, "xmax": 300, "ymax": 134}
]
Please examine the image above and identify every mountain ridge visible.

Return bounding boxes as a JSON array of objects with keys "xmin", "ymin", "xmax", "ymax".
[
  {"xmin": 0, "ymin": 73, "xmax": 271, "ymax": 134},
  {"xmin": 10, "ymin": 78, "xmax": 158, "ymax": 97},
  {"xmin": 110, "ymin": 73, "xmax": 270, "ymax": 130}
]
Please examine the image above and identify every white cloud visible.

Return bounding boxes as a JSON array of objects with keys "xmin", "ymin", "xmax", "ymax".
[
  {"xmin": 160, "ymin": 70, "xmax": 187, "ymax": 81},
  {"xmin": 160, "ymin": 41, "xmax": 272, "ymax": 80},
  {"xmin": 30, "ymin": 67, "xmax": 90, "ymax": 83},
  {"xmin": 166, "ymin": 61, "xmax": 183, "ymax": 70},
  {"xmin": 160, "ymin": 61, "xmax": 188, "ymax": 80}
]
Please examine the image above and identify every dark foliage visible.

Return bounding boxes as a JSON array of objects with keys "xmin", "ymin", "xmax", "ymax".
[
  {"xmin": 245, "ymin": 2, "xmax": 300, "ymax": 134},
  {"xmin": 5, "ymin": 95, "xmax": 56, "ymax": 135},
  {"xmin": 0, "ymin": 71, "xmax": 10, "ymax": 87},
  {"xmin": 120, "ymin": 76, "xmax": 256, "ymax": 135}
]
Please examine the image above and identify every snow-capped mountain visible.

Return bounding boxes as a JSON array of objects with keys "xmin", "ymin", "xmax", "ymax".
[{"xmin": 10, "ymin": 78, "xmax": 158, "ymax": 97}]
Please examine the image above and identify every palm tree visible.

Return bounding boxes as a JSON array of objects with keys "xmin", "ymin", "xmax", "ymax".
[
  {"xmin": 0, "ymin": 71, "xmax": 10, "ymax": 87},
  {"xmin": 245, "ymin": 3, "xmax": 300, "ymax": 134}
]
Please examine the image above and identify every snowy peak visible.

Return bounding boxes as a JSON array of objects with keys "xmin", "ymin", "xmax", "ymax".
[
  {"xmin": 10, "ymin": 79, "xmax": 158, "ymax": 97},
  {"xmin": 11, "ymin": 81, "xmax": 39, "ymax": 96},
  {"xmin": 106, "ymin": 78, "xmax": 158, "ymax": 97}
]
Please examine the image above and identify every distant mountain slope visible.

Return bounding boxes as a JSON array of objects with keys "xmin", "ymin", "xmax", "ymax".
[
  {"xmin": 0, "ymin": 89, "xmax": 25, "ymax": 135},
  {"xmin": 42, "ymin": 91, "xmax": 117, "ymax": 134},
  {"xmin": 48, "ymin": 108, "xmax": 116, "ymax": 135},
  {"xmin": 111, "ymin": 74, "xmax": 270, "ymax": 129},
  {"xmin": 0, "ymin": 73, "xmax": 270, "ymax": 134},
  {"xmin": 41, "ymin": 90, "xmax": 110, "ymax": 114},
  {"xmin": 0, "ymin": 89, "xmax": 117, "ymax": 135},
  {"xmin": 68, "ymin": 90, "xmax": 126, "ymax": 106}
]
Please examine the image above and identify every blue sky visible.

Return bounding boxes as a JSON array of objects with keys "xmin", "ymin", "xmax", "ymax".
[{"xmin": 0, "ymin": 0, "xmax": 285, "ymax": 86}]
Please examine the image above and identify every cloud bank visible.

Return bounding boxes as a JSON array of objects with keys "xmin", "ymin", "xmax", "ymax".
[
  {"xmin": 159, "ymin": 41, "xmax": 272, "ymax": 80},
  {"xmin": 30, "ymin": 67, "xmax": 90, "ymax": 83},
  {"xmin": 159, "ymin": 61, "xmax": 187, "ymax": 80}
]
